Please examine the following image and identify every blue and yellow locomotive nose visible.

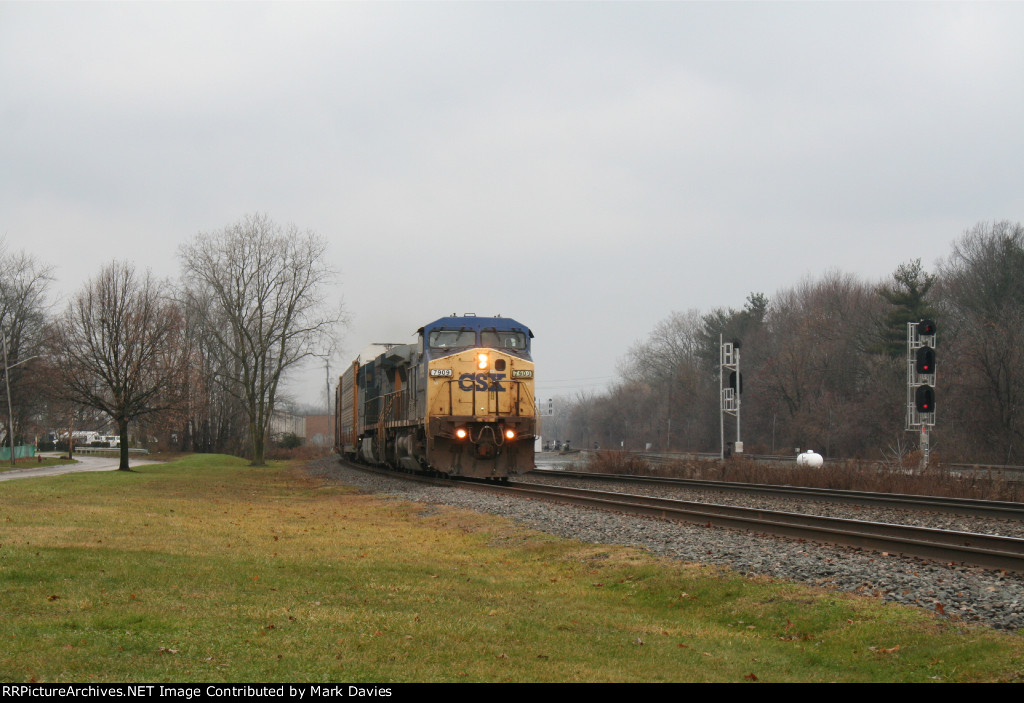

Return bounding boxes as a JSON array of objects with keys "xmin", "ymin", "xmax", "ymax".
[{"xmin": 422, "ymin": 316, "xmax": 535, "ymax": 478}]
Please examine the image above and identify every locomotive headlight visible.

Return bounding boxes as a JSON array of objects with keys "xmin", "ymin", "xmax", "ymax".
[
  {"xmin": 505, "ymin": 429, "xmax": 516, "ymax": 440},
  {"xmin": 455, "ymin": 428, "xmax": 468, "ymax": 440},
  {"xmin": 477, "ymin": 353, "xmax": 488, "ymax": 370}
]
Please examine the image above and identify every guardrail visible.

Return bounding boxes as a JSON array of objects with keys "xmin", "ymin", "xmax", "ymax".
[{"xmin": 71, "ymin": 447, "xmax": 150, "ymax": 455}]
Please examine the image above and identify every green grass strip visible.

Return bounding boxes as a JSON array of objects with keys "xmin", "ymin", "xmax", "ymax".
[{"xmin": 0, "ymin": 454, "xmax": 1022, "ymax": 683}]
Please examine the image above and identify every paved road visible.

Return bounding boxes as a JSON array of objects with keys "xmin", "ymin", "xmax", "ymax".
[{"xmin": 0, "ymin": 454, "xmax": 158, "ymax": 482}]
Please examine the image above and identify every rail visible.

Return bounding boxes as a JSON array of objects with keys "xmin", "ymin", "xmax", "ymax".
[
  {"xmin": 529, "ymin": 468, "xmax": 1024, "ymax": 520},
  {"xmin": 339, "ymin": 458, "xmax": 1024, "ymax": 573},
  {"xmin": 489, "ymin": 481, "xmax": 1024, "ymax": 573}
]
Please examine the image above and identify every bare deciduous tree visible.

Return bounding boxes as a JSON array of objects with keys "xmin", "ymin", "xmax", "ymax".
[
  {"xmin": 0, "ymin": 243, "xmax": 54, "ymax": 449},
  {"xmin": 48, "ymin": 262, "xmax": 182, "ymax": 470},
  {"xmin": 937, "ymin": 221, "xmax": 1024, "ymax": 462},
  {"xmin": 173, "ymin": 288, "xmax": 248, "ymax": 455},
  {"xmin": 762, "ymin": 271, "xmax": 883, "ymax": 456},
  {"xmin": 618, "ymin": 309, "xmax": 717, "ymax": 451},
  {"xmin": 179, "ymin": 214, "xmax": 343, "ymax": 466}
]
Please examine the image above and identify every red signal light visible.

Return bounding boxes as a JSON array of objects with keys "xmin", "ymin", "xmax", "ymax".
[
  {"xmin": 916, "ymin": 346, "xmax": 935, "ymax": 375},
  {"xmin": 915, "ymin": 385, "xmax": 934, "ymax": 413}
]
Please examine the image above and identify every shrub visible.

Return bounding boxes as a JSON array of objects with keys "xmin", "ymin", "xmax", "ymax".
[{"xmin": 277, "ymin": 432, "xmax": 303, "ymax": 449}]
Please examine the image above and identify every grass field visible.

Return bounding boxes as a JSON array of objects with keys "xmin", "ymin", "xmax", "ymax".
[{"xmin": 1, "ymin": 454, "xmax": 1022, "ymax": 683}]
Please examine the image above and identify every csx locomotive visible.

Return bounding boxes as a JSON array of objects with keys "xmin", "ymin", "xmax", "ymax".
[{"xmin": 335, "ymin": 314, "xmax": 536, "ymax": 478}]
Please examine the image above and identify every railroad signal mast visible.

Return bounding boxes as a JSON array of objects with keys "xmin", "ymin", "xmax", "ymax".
[
  {"xmin": 720, "ymin": 336, "xmax": 742, "ymax": 460},
  {"xmin": 907, "ymin": 319, "xmax": 937, "ymax": 466}
]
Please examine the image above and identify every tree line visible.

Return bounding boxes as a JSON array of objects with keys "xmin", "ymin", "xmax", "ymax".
[
  {"xmin": 0, "ymin": 214, "xmax": 342, "ymax": 469},
  {"xmin": 554, "ymin": 221, "xmax": 1024, "ymax": 465}
]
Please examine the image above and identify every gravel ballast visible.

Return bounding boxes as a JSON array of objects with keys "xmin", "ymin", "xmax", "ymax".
[{"xmin": 305, "ymin": 458, "xmax": 1024, "ymax": 632}]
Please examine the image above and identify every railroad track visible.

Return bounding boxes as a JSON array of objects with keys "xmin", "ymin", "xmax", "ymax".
[
  {"xmin": 341, "ymin": 460, "xmax": 1024, "ymax": 573},
  {"xmin": 555, "ymin": 450, "xmax": 1024, "ymax": 479},
  {"xmin": 495, "ymin": 481, "xmax": 1024, "ymax": 573},
  {"xmin": 529, "ymin": 468, "xmax": 1024, "ymax": 520}
]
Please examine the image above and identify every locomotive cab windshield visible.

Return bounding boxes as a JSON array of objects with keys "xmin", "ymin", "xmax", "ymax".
[
  {"xmin": 480, "ymin": 329, "xmax": 527, "ymax": 351},
  {"xmin": 428, "ymin": 329, "xmax": 476, "ymax": 350}
]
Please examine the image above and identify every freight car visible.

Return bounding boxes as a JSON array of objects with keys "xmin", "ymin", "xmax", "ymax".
[{"xmin": 335, "ymin": 314, "xmax": 536, "ymax": 479}]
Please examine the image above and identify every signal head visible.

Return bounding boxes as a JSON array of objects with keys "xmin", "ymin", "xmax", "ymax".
[
  {"xmin": 915, "ymin": 385, "xmax": 935, "ymax": 413},
  {"xmin": 915, "ymin": 345, "xmax": 935, "ymax": 375},
  {"xmin": 728, "ymin": 370, "xmax": 743, "ymax": 394}
]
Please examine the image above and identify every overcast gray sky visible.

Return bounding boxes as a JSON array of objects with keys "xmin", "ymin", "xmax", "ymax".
[{"xmin": 3, "ymin": 1, "xmax": 1023, "ymax": 408}]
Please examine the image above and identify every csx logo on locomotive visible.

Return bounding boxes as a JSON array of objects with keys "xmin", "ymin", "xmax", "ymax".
[{"xmin": 457, "ymin": 373, "xmax": 506, "ymax": 392}]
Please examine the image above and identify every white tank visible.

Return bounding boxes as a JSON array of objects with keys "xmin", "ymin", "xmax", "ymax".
[{"xmin": 796, "ymin": 450, "xmax": 823, "ymax": 468}]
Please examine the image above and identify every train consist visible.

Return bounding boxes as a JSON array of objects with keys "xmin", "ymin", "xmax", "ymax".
[{"xmin": 335, "ymin": 314, "xmax": 536, "ymax": 479}]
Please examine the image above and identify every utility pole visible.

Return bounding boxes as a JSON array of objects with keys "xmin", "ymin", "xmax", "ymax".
[
  {"xmin": 2, "ymin": 334, "xmax": 14, "ymax": 467},
  {"xmin": 2, "ymin": 334, "xmax": 38, "ymax": 468}
]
